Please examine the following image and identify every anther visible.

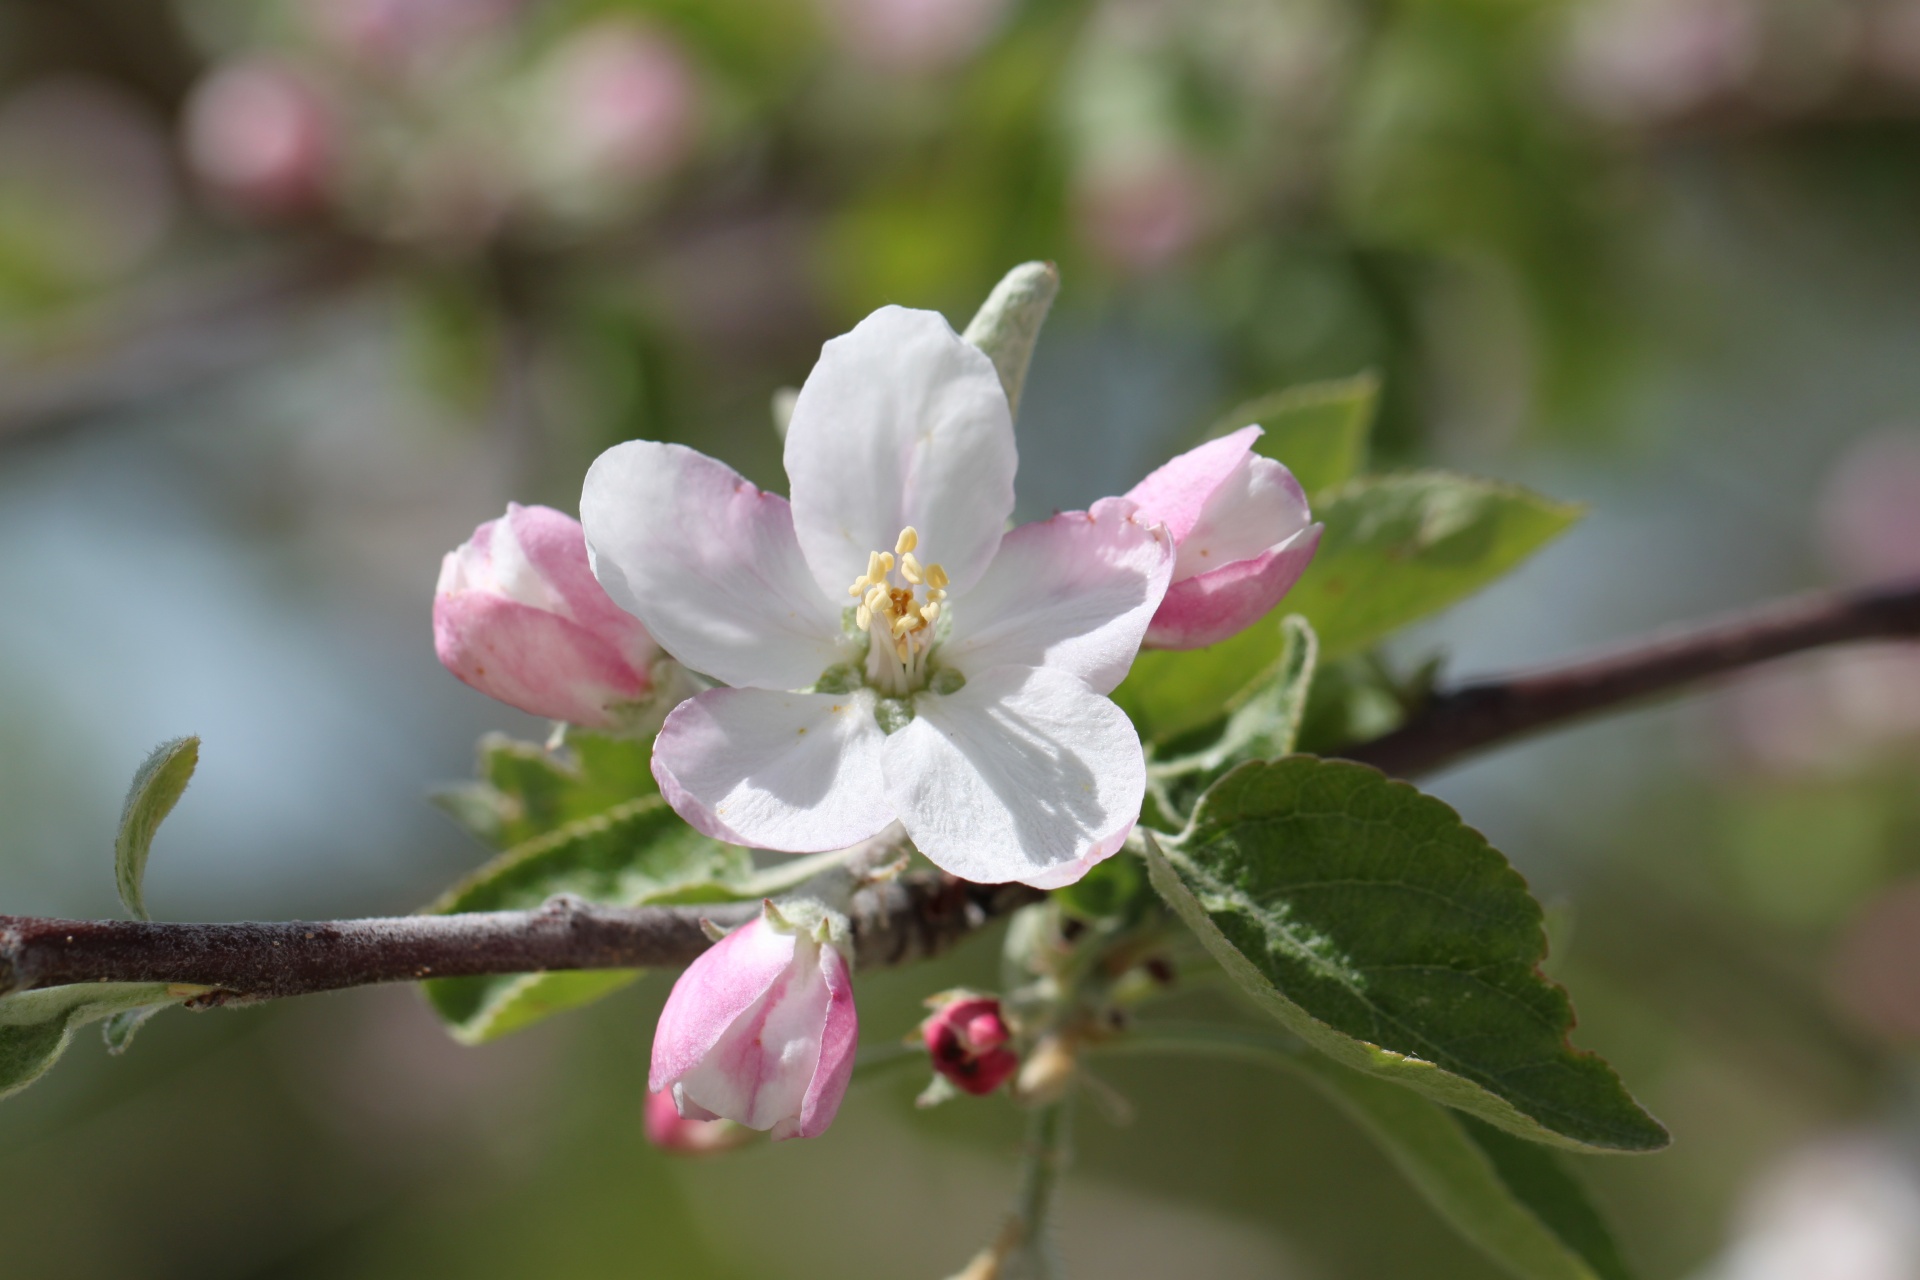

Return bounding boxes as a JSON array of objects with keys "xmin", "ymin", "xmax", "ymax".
[
  {"xmin": 896, "ymin": 527, "xmax": 918, "ymax": 556},
  {"xmin": 901, "ymin": 553, "xmax": 924, "ymax": 585},
  {"xmin": 926, "ymin": 564, "xmax": 950, "ymax": 590}
]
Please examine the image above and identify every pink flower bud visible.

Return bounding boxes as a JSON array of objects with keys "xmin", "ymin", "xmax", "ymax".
[
  {"xmin": 1123, "ymin": 426, "xmax": 1323, "ymax": 649},
  {"xmin": 643, "ymin": 1088, "xmax": 754, "ymax": 1154},
  {"xmin": 920, "ymin": 995, "xmax": 1018, "ymax": 1096},
  {"xmin": 182, "ymin": 60, "xmax": 334, "ymax": 220},
  {"xmin": 434, "ymin": 503, "xmax": 660, "ymax": 729},
  {"xmin": 650, "ymin": 915, "xmax": 858, "ymax": 1140},
  {"xmin": 532, "ymin": 21, "xmax": 698, "ymax": 189}
]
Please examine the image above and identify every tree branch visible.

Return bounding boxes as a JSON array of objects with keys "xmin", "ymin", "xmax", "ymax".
[
  {"xmin": 2, "ymin": 579, "xmax": 1914, "ymax": 1007},
  {"xmin": 1342, "ymin": 577, "xmax": 1920, "ymax": 779},
  {"xmin": 0, "ymin": 874, "xmax": 1045, "ymax": 1002}
]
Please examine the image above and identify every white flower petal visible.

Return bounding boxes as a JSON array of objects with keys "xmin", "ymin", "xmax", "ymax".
[
  {"xmin": 941, "ymin": 497, "xmax": 1173, "ymax": 695},
  {"xmin": 784, "ymin": 306, "xmax": 1016, "ymax": 602},
  {"xmin": 582, "ymin": 440, "xmax": 845, "ymax": 691},
  {"xmin": 653, "ymin": 686, "xmax": 895, "ymax": 852},
  {"xmin": 884, "ymin": 665, "xmax": 1143, "ymax": 887}
]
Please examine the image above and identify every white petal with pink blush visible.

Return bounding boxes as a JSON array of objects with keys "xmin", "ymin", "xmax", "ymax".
[
  {"xmin": 581, "ymin": 305, "xmax": 1174, "ymax": 887},
  {"xmin": 1123, "ymin": 424, "xmax": 1324, "ymax": 650}
]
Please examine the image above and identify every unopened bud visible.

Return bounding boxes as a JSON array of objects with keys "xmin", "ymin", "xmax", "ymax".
[
  {"xmin": 921, "ymin": 994, "xmax": 1019, "ymax": 1096},
  {"xmin": 183, "ymin": 59, "xmax": 334, "ymax": 219}
]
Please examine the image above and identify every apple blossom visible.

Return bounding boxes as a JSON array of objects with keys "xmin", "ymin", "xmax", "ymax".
[
  {"xmin": 1121, "ymin": 425, "xmax": 1322, "ymax": 650},
  {"xmin": 582, "ymin": 305, "xmax": 1174, "ymax": 889},
  {"xmin": 921, "ymin": 994, "xmax": 1019, "ymax": 1095},
  {"xmin": 434, "ymin": 503, "xmax": 665, "ymax": 731},
  {"xmin": 649, "ymin": 912, "xmax": 857, "ymax": 1140},
  {"xmin": 183, "ymin": 60, "xmax": 333, "ymax": 219}
]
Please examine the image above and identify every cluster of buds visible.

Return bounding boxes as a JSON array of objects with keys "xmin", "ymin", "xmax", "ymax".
[{"xmin": 180, "ymin": 1, "xmax": 701, "ymax": 242}]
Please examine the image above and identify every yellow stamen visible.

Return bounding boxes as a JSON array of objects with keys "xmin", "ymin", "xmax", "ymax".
[
  {"xmin": 856, "ymin": 604, "xmax": 872, "ymax": 630},
  {"xmin": 896, "ymin": 527, "xmax": 918, "ymax": 556},
  {"xmin": 925, "ymin": 564, "xmax": 949, "ymax": 590},
  {"xmin": 920, "ymin": 601, "xmax": 941, "ymax": 625},
  {"xmin": 900, "ymin": 553, "xmax": 924, "ymax": 585}
]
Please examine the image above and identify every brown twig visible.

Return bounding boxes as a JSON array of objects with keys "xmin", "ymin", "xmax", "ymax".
[
  {"xmin": 1, "ymin": 579, "xmax": 1914, "ymax": 1006},
  {"xmin": 0, "ymin": 874, "xmax": 1044, "ymax": 1002},
  {"xmin": 1342, "ymin": 577, "xmax": 1920, "ymax": 778}
]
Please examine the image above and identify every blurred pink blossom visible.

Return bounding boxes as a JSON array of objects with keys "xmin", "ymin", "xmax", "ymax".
[
  {"xmin": 525, "ymin": 20, "xmax": 699, "ymax": 210},
  {"xmin": 183, "ymin": 60, "xmax": 335, "ymax": 219},
  {"xmin": 1562, "ymin": 0, "xmax": 1757, "ymax": 125},
  {"xmin": 1818, "ymin": 429, "xmax": 1920, "ymax": 585},
  {"xmin": 1075, "ymin": 153, "xmax": 1212, "ymax": 273},
  {"xmin": 303, "ymin": 0, "xmax": 523, "ymax": 74},
  {"xmin": 920, "ymin": 994, "xmax": 1019, "ymax": 1096},
  {"xmin": 818, "ymin": 0, "xmax": 1013, "ymax": 73},
  {"xmin": 0, "ymin": 77, "xmax": 176, "ymax": 284}
]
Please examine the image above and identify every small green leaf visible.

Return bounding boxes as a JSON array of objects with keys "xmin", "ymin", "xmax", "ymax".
[
  {"xmin": 1290, "ymin": 473, "xmax": 1583, "ymax": 660},
  {"xmin": 1145, "ymin": 759, "xmax": 1666, "ymax": 1152},
  {"xmin": 1117, "ymin": 621, "xmax": 1306, "ymax": 744},
  {"xmin": 423, "ymin": 797, "xmax": 753, "ymax": 1044},
  {"xmin": 961, "ymin": 261, "xmax": 1058, "ymax": 419},
  {"xmin": 1208, "ymin": 373, "xmax": 1378, "ymax": 497},
  {"xmin": 114, "ymin": 736, "xmax": 199, "ymax": 922},
  {"xmin": 0, "ymin": 983, "xmax": 204, "ymax": 1100},
  {"xmin": 101, "ymin": 1005, "xmax": 166, "ymax": 1056},
  {"xmin": 432, "ymin": 732, "xmax": 658, "ymax": 851}
]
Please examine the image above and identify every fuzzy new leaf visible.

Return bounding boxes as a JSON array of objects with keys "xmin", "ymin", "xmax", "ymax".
[
  {"xmin": 0, "ymin": 983, "xmax": 205, "ymax": 1100},
  {"xmin": 114, "ymin": 736, "xmax": 198, "ymax": 922}
]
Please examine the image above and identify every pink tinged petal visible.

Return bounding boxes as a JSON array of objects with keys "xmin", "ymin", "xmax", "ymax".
[
  {"xmin": 784, "ymin": 306, "xmax": 1017, "ymax": 601},
  {"xmin": 1124, "ymin": 425, "xmax": 1262, "ymax": 545},
  {"xmin": 791, "ymin": 941, "xmax": 857, "ymax": 1140},
  {"xmin": 432, "ymin": 592, "xmax": 646, "ymax": 727},
  {"xmin": 1172, "ymin": 453, "xmax": 1311, "ymax": 582},
  {"xmin": 652, "ymin": 687, "xmax": 895, "ymax": 852},
  {"xmin": 505, "ymin": 503, "xmax": 658, "ymax": 674},
  {"xmin": 667, "ymin": 929, "xmax": 844, "ymax": 1136},
  {"xmin": 942, "ymin": 497, "xmax": 1174, "ymax": 695},
  {"xmin": 650, "ymin": 917, "xmax": 797, "ymax": 1093},
  {"xmin": 1143, "ymin": 523, "xmax": 1323, "ymax": 650},
  {"xmin": 581, "ymin": 441, "xmax": 845, "ymax": 691},
  {"xmin": 883, "ymin": 665, "xmax": 1144, "ymax": 888}
]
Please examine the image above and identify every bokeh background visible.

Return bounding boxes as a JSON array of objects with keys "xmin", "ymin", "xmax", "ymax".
[{"xmin": 5, "ymin": 0, "xmax": 1920, "ymax": 1275}]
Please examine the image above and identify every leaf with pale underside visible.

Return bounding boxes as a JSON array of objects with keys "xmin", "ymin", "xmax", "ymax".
[
  {"xmin": 0, "ymin": 983, "xmax": 208, "ymax": 1101},
  {"xmin": 1145, "ymin": 758, "xmax": 1667, "ymax": 1153},
  {"xmin": 962, "ymin": 261, "xmax": 1058, "ymax": 419},
  {"xmin": 114, "ymin": 736, "xmax": 198, "ymax": 922}
]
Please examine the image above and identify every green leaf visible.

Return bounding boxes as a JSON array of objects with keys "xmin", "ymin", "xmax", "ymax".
[
  {"xmin": 1144, "ymin": 616, "xmax": 1318, "ymax": 827},
  {"xmin": 1110, "ymin": 1026, "xmax": 1635, "ymax": 1280},
  {"xmin": 961, "ymin": 261, "xmax": 1058, "ymax": 419},
  {"xmin": 423, "ymin": 797, "xmax": 752, "ymax": 1044},
  {"xmin": 1155, "ymin": 616, "xmax": 1319, "ymax": 776},
  {"xmin": 1208, "ymin": 373, "xmax": 1378, "ymax": 497},
  {"xmin": 432, "ymin": 732, "xmax": 658, "ymax": 851},
  {"xmin": 0, "ymin": 983, "xmax": 205, "ymax": 1100},
  {"xmin": 114, "ymin": 736, "xmax": 199, "ymax": 921},
  {"xmin": 1289, "ymin": 473, "xmax": 1583, "ymax": 661},
  {"xmin": 1145, "ymin": 758, "xmax": 1667, "ymax": 1152}
]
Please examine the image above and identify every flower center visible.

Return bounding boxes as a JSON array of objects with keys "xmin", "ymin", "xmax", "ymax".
[{"xmin": 847, "ymin": 526, "xmax": 948, "ymax": 697}]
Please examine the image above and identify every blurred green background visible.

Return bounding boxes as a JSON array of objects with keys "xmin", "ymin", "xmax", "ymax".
[{"xmin": 6, "ymin": 0, "xmax": 1920, "ymax": 1275}]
